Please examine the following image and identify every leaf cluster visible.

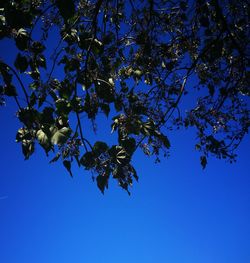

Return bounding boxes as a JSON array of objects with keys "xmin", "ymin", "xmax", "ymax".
[{"xmin": 0, "ymin": 0, "xmax": 249, "ymax": 193}]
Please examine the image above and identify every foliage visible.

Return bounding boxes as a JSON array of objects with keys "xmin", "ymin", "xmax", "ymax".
[{"xmin": 0, "ymin": 0, "xmax": 249, "ymax": 193}]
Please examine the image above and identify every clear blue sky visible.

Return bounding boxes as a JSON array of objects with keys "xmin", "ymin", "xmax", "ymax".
[{"xmin": 0, "ymin": 24, "xmax": 250, "ymax": 263}]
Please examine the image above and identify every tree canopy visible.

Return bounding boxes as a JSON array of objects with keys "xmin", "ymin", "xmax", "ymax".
[{"xmin": 0, "ymin": 0, "xmax": 249, "ymax": 193}]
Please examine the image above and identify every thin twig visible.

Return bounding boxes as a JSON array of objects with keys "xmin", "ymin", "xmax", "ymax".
[
  {"xmin": 76, "ymin": 112, "xmax": 88, "ymax": 152},
  {"xmin": 14, "ymin": 96, "xmax": 22, "ymax": 109}
]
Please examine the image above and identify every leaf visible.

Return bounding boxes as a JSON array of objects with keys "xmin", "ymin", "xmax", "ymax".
[
  {"xmin": 93, "ymin": 141, "xmax": 109, "ymax": 156},
  {"xmin": 114, "ymin": 96, "xmax": 123, "ymax": 112},
  {"xmin": 80, "ymin": 152, "xmax": 96, "ymax": 169},
  {"xmin": 4, "ymin": 84, "xmax": 17, "ymax": 97},
  {"xmin": 51, "ymin": 127, "xmax": 71, "ymax": 145},
  {"xmin": 59, "ymin": 79, "xmax": 74, "ymax": 99},
  {"xmin": 4, "ymin": 6, "xmax": 32, "ymax": 28},
  {"xmin": 17, "ymin": 28, "xmax": 28, "ymax": 37},
  {"xmin": 71, "ymin": 96, "xmax": 83, "ymax": 113},
  {"xmin": 36, "ymin": 129, "xmax": 50, "ymax": 152},
  {"xmin": 55, "ymin": 99, "xmax": 71, "ymax": 116},
  {"xmin": 199, "ymin": 15, "xmax": 209, "ymax": 27},
  {"xmin": 0, "ymin": 63, "xmax": 12, "ymax": 85},
  {"xmin": 133, "ymin": 69, "xmax": 143, "ymax": 78},
  {"xmin": 116, "ymin": 146, "xmax": 129, "ymax": 165},
  {"xmin": 14, "ymin": 53, "xmax": 28, "ymax": 73},
  {"xmin": 56, "ymin": 0, "xmax": 75, "ymax": 21},
  {"xmin": 130, "ymin": 165, "xmax": 139, "ymax": 182},
  {"xmin": 16, "ymin": 128, "xmax": 32, "ymax": 142},
  {"xmin": 29, "ymin": 81, "xmax": 39, "ymax": 90},
  {"xmin": 29, "ymin": 92, "xmax": 37, "ymax": 107},
  {"xmin": 63, "ymin": 160, "xmax": 73, "ymax": 177},
  {"xmin": 92, "ymin": 39, "xmax": 104, "ymax": 54},
  {"xmin": 141, "ymin": 120, "xmax": 155, "ymax": 136},
  {"xmin": 17, "ymin": 107, "xmax": 38, "ymax": 129},
  {"xmin": 37, "ymin": 54, "xmax": 47, "ymax": 69},
  {"xmin": 158, "ymin": 134, "xmax": 171, "ymax": 149},
  {"xmin": 22, "ymin": 140, "xmax": 35, "ymax": 160},
  {"xmin": 95, "ymin": 80, "xmax": 115, "ymax": 102},
  {"xmin": 15, "ymin": 28, "xmax": 29, "ymax": 50},
  {"xmin": 121, "ymin": 137, "xmax": 136, "ymax": 154},
  {"xmin": 200, "ymin": 156, "xmax": 207, "ymax": 169},
  {"xmin": 96, "ymin": 174, "xmax": 109, "ymax": 194},
  {"xmin": 100, "ymin": 103, "xmax": 110, "ymax": 117},
  {"xmin": 31, "ymin": 41, "xmax": 45, "ymax": 54},
  {"xmin": 40, "ymin": 107, "xmax": 55, "ymax": 125},
  {"xmin": 49, "ymin": 153, "xmax": 61, "ymax": 163}
]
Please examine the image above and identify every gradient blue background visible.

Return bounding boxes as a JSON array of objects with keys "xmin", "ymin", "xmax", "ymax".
[{"xmin": 0, "ymin": 29, "xmax": 250, "ymax": 263}]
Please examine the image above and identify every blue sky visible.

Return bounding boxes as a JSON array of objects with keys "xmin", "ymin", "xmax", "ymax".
[{"xmin": 0, "ymin": 11, "xmax": 250, "ymax": 263}]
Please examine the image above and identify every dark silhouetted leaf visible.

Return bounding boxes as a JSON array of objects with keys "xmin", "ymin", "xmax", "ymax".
[
  {"xmin": 93, "ymin": 141, "xmax": 109, "ymax": 156},
  {"xmin": 14, "ymin": 53, "xmax": 28, "ymax": 73},
  {"xmin": 4, "ymin": 84, "xmax": 17, "ymax": 97},
  {"xmin": 56, "ymin": 0, "xmax": 75, "ymax": 21},
  {"xmin": 158, "ymin": 134, "xmax": 171, "ymax": 149},
  {"xmin": 200, "ymin": 156, "xmax": 207, "ymax": 169},
  {"xmin": 50, "ymin": 153, "xmax": 61, "ymax": 163},
  {"xmin": 96, "ymin": 174, "xmax": 109, "ymax": 194},
  {"xmin": 121, "ymin": 137, "xmax": 136, "ymax": 154},
  {"xmin": 80, "ymin": 152, "xmax": 96, "ymax": 169},
  {"xmin": 63, "ymin": 160, "xmax": 73, "ymax": 177}
]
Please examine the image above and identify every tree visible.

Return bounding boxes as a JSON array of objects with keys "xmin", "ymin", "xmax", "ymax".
[{"xmin": 0, "ymin": 0, "xmax": 249, "ymax": 194}]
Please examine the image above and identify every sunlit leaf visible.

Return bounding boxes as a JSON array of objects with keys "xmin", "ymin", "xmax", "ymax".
[{"xmin": 51, "ymin": 127, "xmax": 71, "ymax": 145}]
